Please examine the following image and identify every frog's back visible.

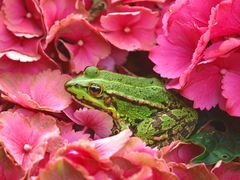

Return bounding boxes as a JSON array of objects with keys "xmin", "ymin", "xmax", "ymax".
[{"xmin": 97, "ymin": 70, "xmax": 189, "ymax": 110}]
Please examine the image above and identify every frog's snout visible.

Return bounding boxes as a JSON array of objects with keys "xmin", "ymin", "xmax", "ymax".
[{"xmin": 65, "ymin": 79, "xmax": 74, "ymax": 88}]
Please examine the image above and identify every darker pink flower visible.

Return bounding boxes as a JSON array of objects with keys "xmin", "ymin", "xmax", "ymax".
[
  {"xmin": 101, "ymin": 5, "xmax": 158, "ymax": 51},
  {"xmin": 46, "ymin": 14, "xmax": 111, "ymax": 73},
  {"xmin": 2, "ymin": 0, "xmax": 44, "ymax": 37},
  {"xmin": 180, "ymin": 52, "xmax": 240, "ymax": 112},
  {"xmin": 0, "ymin": 110, "xmax": 60, "ymax": 170},
  {"xmin": 149, "ymin": 21, "xmax": 203, "ymax": 79},
  {"xmin": 0, "ymin": 70, "xmax": 72, "ymax": 112}
]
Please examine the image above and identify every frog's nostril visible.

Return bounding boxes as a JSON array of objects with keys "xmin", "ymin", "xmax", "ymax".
[{"xmin": 74, "ymin": 84, "xmax": 81, "ymax": 88}]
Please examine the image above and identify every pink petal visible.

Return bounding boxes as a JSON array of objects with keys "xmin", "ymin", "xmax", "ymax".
[
  {"xmin": 210, "ymin": 1, "xmax": 240, "ymax": 39},
  {"xmin": 2, "ymin": 0, "xmax": 44, "ymax": 37},
  {"xmin": 57, "ymin": 121, "xmax": 90, "ymax": 143},
  {"xmin": 102, "ymin": 31, "xmax": 141, "ymax": 51},
  {"xmin": 0, "ymin": 147, "xmax": 25, "ymax": 179},
  {"xmin": 97, "ymin": 46, "xmax": 128, "ymax": 71},
  {"xmin": 221, "ymin": 71, "xmax": 240, "ymax": 116},
  {"xmin": 161, "ymin": 142, "xmax": 203, "ymax": 164},
  {"xmin": 180, "ymin": 63, "xmax": 222, "ymax": 110},
  {"xmin": 94, "ymin": 129, "xmax": 132, "ymax": 159},
  {"xmin": 73, "ymin": 108, "xmax": 113, "ymax": 138},
  {"xmin": 39, "ymin": 158, "xmax": 91, "ymax": 179},
  {"xmin": 0, "ymin": 70, "xmax": 72, "ymax": 112},
  {"xmin": 101, "ymin": 12, "xmax": 141, "ymax": 31},
  {"xmin": 212, "ymin": 162, "xmax": 240, "ymax": 180},
  {"xmin": 0, "ymin": 12, "xmax": 41, "ymax": 61},
  {"xmin": 170, "ymin": 163, "xmax": 217, "ymax": 180},
  {"xmin": 149, "ymin": 22, "xmax": 202, "ymax": 78},
  {"xmin": 0, "ymin": 54, "xmax": 57, "ymax": 74},
  {"xmin": 0, "ymin": 110, "xmax": 59, "ymax": 170},
  {"xmin": 40, "ymin": 0, "xmax": 79, "ymax": 30},
  {"xmin": 204, "ymin": 38, "xmax": 240, "ymax": 60}
]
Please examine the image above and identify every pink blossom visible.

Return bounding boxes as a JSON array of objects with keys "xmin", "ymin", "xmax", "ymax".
[
  {"xmin": 0, "ymin": 110, "xmax": 60, "ymax": 170},
  {"xmin": 2, "ymin": 0, "xmax": 44, "ymax": 37},
  {"xmin": 46, "ymin": 14, "xmax": 111, "ymax": 73},
  {"xmin": 100, "ymin": 5, "xmax": 158, "ymax": 51},
  {"xmin": 47, "ymin": 130, "xmax": 177, "ymax": 179},
  {"xmin": 0, "ymin": 70, "xmax": 72, "ymax": 112}
]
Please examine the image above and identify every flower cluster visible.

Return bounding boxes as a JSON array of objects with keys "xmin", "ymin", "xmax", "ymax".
[
  {"xmin": 149, "ymin": 0, "xmax": 240, "ymax": 116},
  {"xmin": 0, "ymin": 0, "xmax": 239, "ymax": 179}
]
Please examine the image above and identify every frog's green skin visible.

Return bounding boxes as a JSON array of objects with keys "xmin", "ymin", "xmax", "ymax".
[{"xmin": 65, "ymin": 66, "xmax": 198, "ymax": 147}]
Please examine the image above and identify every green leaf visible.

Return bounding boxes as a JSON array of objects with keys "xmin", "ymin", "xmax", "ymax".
[{"xmin": 186, "ymin": 131, "xmax": 240, "ymax": 165}]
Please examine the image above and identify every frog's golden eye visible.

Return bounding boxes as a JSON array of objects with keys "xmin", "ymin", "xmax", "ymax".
[{"xmin": 88, "ymin": 83, "xmax": 102, "ymax": 97}]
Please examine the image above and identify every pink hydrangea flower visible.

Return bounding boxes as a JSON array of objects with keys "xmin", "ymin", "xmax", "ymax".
[
  {"xmin": 100, "ymin": 5, "xmax": 158, "ymax": 51},
  {"xmin": 0, "ymin": 70, "xmax": 72, "ymax": 112},
  {"xmin": 2, "ymin": 0, "xmax": 44, "ymax": 37},
  {"xmin": 0, "ymin": 11, "xmax": 41, "ymax": 61},
  {"xmin": 0, "ymin": 110, "xmax": 60, "ymax": 170},
  {"xmin": 46, "ymin": 14, "xmax": 111, "ymax": 73},
  {"xmin": 41, "ymin": 130, "xmax": 177, "ymax": 179}
]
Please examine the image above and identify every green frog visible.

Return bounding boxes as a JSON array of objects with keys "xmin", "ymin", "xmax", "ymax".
[{"xmin": 65, "ymin": 66, "xmax": 198, "ymax": 147}]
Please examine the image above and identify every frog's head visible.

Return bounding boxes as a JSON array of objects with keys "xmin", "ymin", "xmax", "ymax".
[{"xmin": 65, "ymin": 66, "xmax": 118, "ymax": 118}]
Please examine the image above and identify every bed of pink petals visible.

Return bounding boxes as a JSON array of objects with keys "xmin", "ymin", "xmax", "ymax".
[{"xmin": 0, "ymin": 0, "xmax": 239, "ymax": 179}]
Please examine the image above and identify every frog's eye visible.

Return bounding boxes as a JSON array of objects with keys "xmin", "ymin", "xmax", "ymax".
[{"xmin": 88, "ymin": 83, "xmax": 102, "ymax": 97}]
